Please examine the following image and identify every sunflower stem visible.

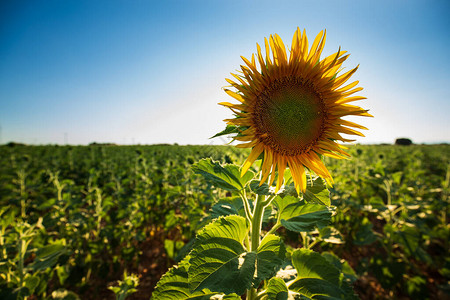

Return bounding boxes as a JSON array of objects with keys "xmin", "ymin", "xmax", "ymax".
[
  {"xmin": 247, "ymin": 192, "xmax": 266, "ymax": 300},
  {"xmin": 261, "ymin": 194, "xmax": 276, "ymax": 206},
  {"xmin": 240, "ymin": 190, "xmax": 253, "ymax": 223},
  {"xmin": 266, "ymin": 222, "xmax": 281, "ymax": 237},
  {"xmin": 251, "ymin": 194, "xmax": 266, "ymax": 251}
]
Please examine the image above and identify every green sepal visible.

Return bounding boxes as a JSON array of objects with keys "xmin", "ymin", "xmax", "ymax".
[{"xmin": 210, "ymin": 125, "xmax": 240, "ymax": 139}]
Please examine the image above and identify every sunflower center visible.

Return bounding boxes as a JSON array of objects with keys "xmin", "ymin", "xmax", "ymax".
[{"xmin": 253, "ymin": 76, "xmax": 325, "ymax": 156}]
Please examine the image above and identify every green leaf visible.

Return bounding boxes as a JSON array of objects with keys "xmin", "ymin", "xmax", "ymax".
[
  {"xmin": 321, "ymin": 252, "xmax": 357, "ymax": 283},
  {"xmin": 152, "ymin": 256, "xmax": 221, "ymax": 300},
  {"xmin": 253, "ymin": 234, "xmax": 286, "ymax": 287},
  {"xmin": 303, "ymin": 177, "xmax": 330, "ymax": 206},
  {"xmin": 192, "ymin": 158, "xmax": 254, "ymax": 191},
  {"xmin": 267, "ymin": 277, "xmax": 289, "ymax": 300},
  {"xmin": 24, "ymin": 275, "xmax": 40, "ymax": 294},
  {"xmin": 0, "ymin": 208, "xmax": 16, "ymax": 228},
  {"xmin": 211, "ymin": 197, "xmax": 245, "ymax": 219},
  {"xmin": 289, "ymin": 249, "xmax": 356, "ymax": 299},
  {"xmin": 210, "ymin": 125, "xmax": 239, "ymax": 139},
  {"xmin": 32, "ymin": 244, "xmax": 67, "ymax": 271},
  {"xmin": 35, "ymin": 244, "xmax": 66, "ymax": 258},
  {"xmin": 188, "ymin": 216, "xmax": 253, "ymax": 295},
  {"xmin": 274, "ymin": 196, "xmax": 332, "ymax": 232},
  {"xmin": 250, "ymin": 180, "xmax": 272, "ymax": 195}
]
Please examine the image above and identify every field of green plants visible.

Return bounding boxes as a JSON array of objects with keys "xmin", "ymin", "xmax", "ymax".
[{"xmin": 0, "ymin": 143, "xmax": 448, "ymax": 299}]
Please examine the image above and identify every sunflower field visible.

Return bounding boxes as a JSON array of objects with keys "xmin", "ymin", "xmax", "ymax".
[{"xmin": 0, "ymin": 143, "xmax": 448, "ymax": 299}]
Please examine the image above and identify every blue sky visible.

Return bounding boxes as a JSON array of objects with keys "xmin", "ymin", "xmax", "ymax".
[{"xmin": 1, "ymin": 0, "xmax": 449, "ymax": 145}]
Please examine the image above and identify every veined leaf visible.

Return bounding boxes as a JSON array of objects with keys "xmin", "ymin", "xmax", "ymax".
[
  {"xmin": 188, "ymin": 216, "xmax": 253, "ymax": 295},
  {"xmin": 211, "ymin": 197, "xmax": 245, "ymax": 219},
  {"xmin": 274, "ymin": 196, "xmax": 332, "ymax": 232},
  {"xmin": 249, "ymin": 180, "xmax": 272, "ymax": 195},
  {"xmin": 279, "ymin": 176, "xmax": 330, "ymax": 207},
  {"xmin": 289, "ymin": 249, "xmax": 357, "ymax": 299},
  {"xmin": 192, "ymin": 158, "xmax": 254, "ymax": 191},
  {"xmin": 188, "ymin": 216, "xmax": 285, "ymax": 295},
  {"xmin": 152, "ymin": 255, "xmax": 237, "ymax": 300},
  {"xmin": 321, "ymin": 252, "xmax": 357, "ymax": 283},
  {"xmin": 303, "ymin": 177, "xmax": 330, "ymax": 206},
  {"xmin": 266, "ymin": 277, "xmax": 288, "ymax": 300},
  {"xmin": 253, "ymin": 234, "xmax": 286, "ymax": 287}
]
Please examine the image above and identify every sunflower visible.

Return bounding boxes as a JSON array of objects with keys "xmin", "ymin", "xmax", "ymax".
[{"xmin": 219, "ymin": 28, "xmax": 372, "ymax": 194}]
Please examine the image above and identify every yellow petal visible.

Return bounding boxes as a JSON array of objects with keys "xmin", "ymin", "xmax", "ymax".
[
  {"xmin": 241, "ymin": 143, "xmax": 264, "ymax": 175},
  {"xmin": 275, "ymin": 156, "xmax": 287, "ymax": 192}
]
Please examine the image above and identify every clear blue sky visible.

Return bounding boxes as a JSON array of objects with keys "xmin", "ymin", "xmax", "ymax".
[{"xmin": 1, "ymin": 0, "xmax": 449, "ymax": 145}]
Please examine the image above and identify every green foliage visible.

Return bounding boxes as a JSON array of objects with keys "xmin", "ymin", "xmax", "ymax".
[{"xmin": 0, "ymin": 144, "xmax": 448, "ymax": 299}]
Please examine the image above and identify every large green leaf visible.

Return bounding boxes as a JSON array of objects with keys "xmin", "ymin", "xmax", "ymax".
[
  {"xmin": 303, "ymin": 177, "xmax": 330, "ymax": 206},
  {"xmin": 152, "ymin": 255, "xmax": 239, "ymax": 300},
  {"xmin": 274, "ymin": 196, "xmax": 332, "ymax": 232},
  {"xmin": 192, "ymin": 158, "xmax": 254, "ymax": 191},
  {"xmin": 266, "ymin": 277, "xmax": 289, "ymax": 300},
  {"xmin": 289, "ymin": 249, "xmax": 356, "ymax": 299},
  {"xmin": 253, "ymin": 234, "xmax": 286, "ymax": 287},
  {"xmin": 188, "ymin": 216, "xmax": 285, "ymax": 295},
  {"xmin": 188, "ymin": 216, "xmax": 253, "ymax": 295},
  {"xmin": 210, "ymin": 197, "xmax": 245, "ymax": 219},
  {"xmin": 278, "ymin": 176, "xmax": 330, "ymax": 206}
]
